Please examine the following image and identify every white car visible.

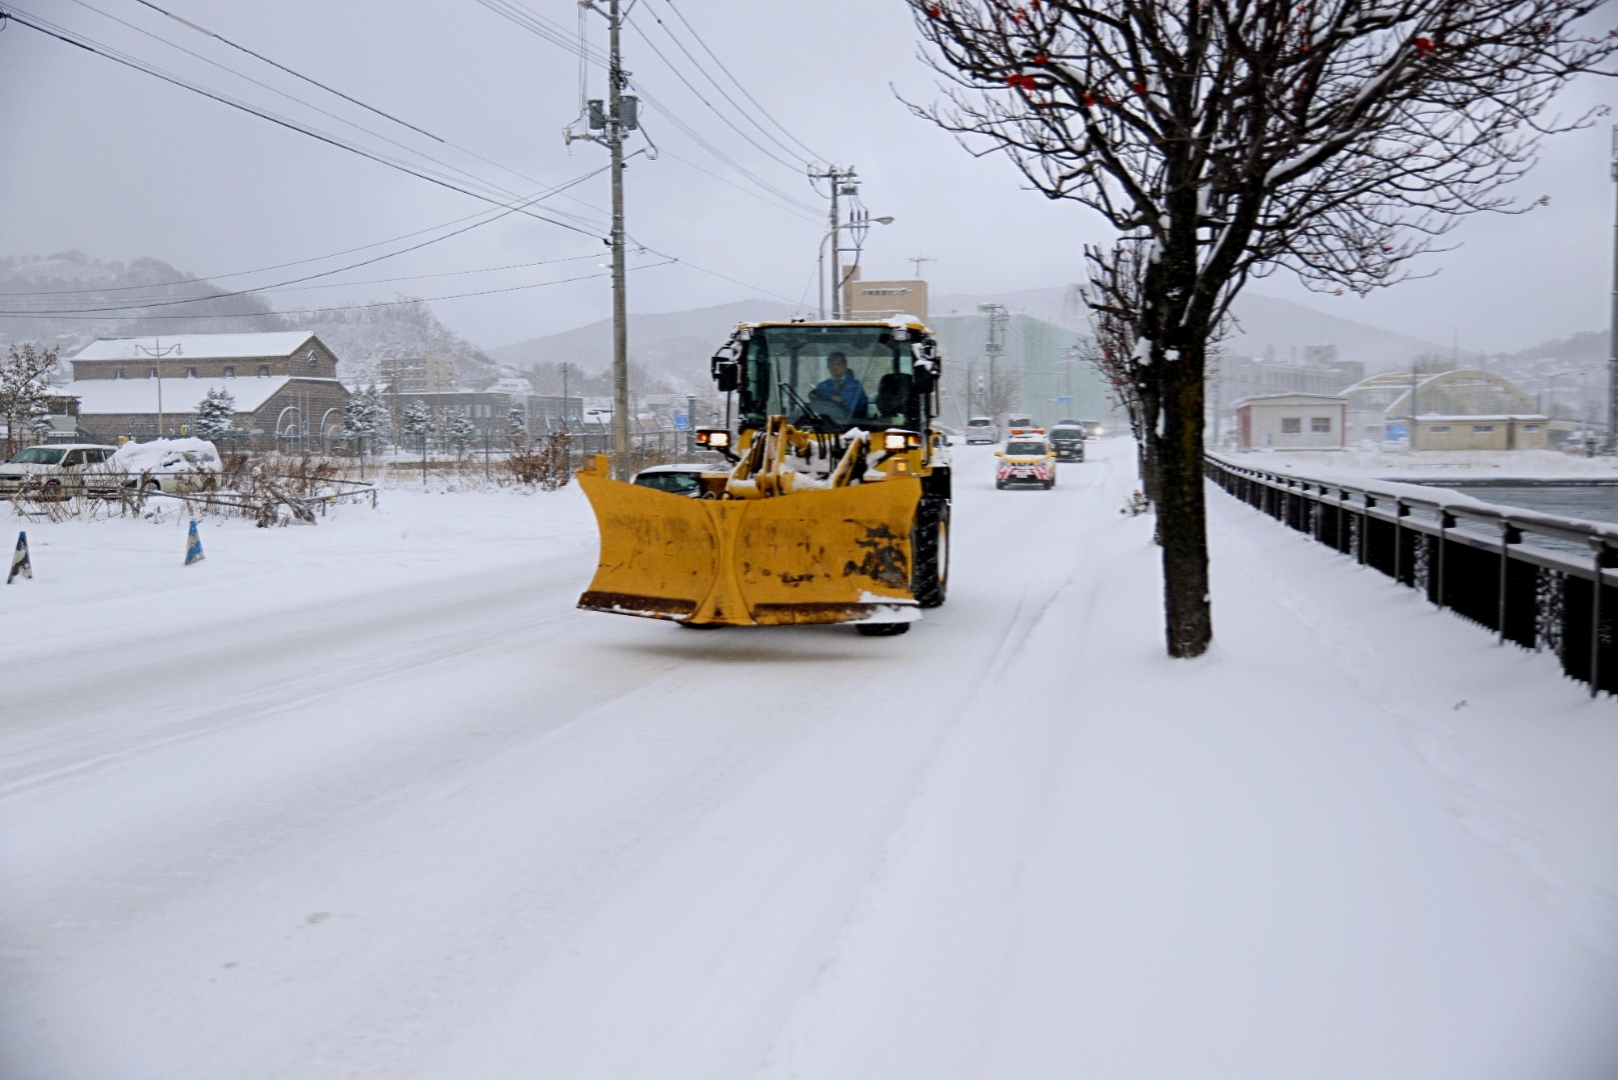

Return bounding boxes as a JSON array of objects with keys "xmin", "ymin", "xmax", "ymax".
[
  {"xmin": 964, "ymin": 416, "xmax": 1000, "ymax": 444},
  {"xmin": 108, "ymin": 438, "xmax": 223, "ymax": 494},
  {"xmin": 632, "ymin": 462, "xmax": 724, "ymax": 497},
  {"xmin": 0, "ymin": 444, "xmax": 121, "ymax": 496}
]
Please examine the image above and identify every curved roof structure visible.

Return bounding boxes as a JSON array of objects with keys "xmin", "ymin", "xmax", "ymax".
[{"xmin": 1343, "ymin": 369, "xmax": 1536, "ymax": 418}]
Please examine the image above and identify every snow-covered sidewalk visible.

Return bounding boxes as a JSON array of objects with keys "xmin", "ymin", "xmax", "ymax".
[{"xmin": 1, "ymin": 441, "xmax": 1613, "ymax": 1079}]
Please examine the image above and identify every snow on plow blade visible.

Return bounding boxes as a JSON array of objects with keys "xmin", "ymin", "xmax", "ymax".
[{"xmin": 576, "ymin": 460, "xmax": 921, "ymax": 627}]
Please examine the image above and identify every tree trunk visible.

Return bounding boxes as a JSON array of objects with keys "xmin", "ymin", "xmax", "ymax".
[
  {"xmin": 1155, "ymin": 340, "xmax": 1212, "ymax": 657},
  {"xmin": 1136, "ymin": 388, "xmax": 1162, "ymax": 509}
]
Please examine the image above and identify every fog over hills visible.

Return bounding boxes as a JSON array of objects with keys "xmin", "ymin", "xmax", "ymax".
[
  {"xmin": 488, "ymin": 288, "xmax": 1466, "ymax": 389},
  {"xmin": 0, "ymin": 251, "xmax": 511, "ymax": 388},
  {"xmin": 933, "ymin": 286, "xmax": 1455, "ymax": 372}
]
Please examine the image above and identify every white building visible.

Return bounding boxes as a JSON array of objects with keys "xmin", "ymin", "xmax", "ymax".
[{"xmin": 1235, "ymin": 393, "xmax": 1347, "ymax": 450}]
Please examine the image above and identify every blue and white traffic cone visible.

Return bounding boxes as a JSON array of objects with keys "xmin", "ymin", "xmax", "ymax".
[
  {"xmin": 7, "ymin": 531, "xmax": 31, "ymax": 584},
  {"xmin": 185, "ymin": 520, "xmax": 204, "ymax": 566}
]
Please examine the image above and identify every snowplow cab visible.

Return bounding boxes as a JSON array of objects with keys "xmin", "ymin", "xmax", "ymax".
[{"xmin": 576, "ymin": 319, "xmax": 952, "ymax": 634}]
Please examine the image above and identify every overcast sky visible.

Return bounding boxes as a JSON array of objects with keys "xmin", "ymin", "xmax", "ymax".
[{"xmin": 0, "ymin": 0, "xmax": 1613, "ymax": 353}]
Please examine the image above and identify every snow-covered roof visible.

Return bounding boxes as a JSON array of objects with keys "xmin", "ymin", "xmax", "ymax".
[
  {"xmin": 1414, "ymin": 413, "xmax": 1548, "ymax": 422},
  {"xmin": 71, "ymin": 331, "xmax": 320, "ymax": 362},
  {"xmin": 1235, "ymin": 393, "xmax": 1347, "ymax": 406},
  {"xmin": 60, "ymin": 376, "xmax": 300, "ymax": 415}
]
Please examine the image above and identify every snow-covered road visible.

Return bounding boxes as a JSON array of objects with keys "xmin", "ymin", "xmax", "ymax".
[{"xmin": 3, "ymin": 440, "xmax": 1615, "ymax": 1079}]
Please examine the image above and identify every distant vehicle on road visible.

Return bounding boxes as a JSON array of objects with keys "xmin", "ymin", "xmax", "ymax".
[
  {"xmin": 964, "ymin": 416, "xmax": 1000, "ymax": 444},
  {"xmin": 631, "ymin": 462, "xmax": 717, "ymax": 497},
  {"xmin": 996, "ymin": 436, "xmax": 1057, "ymax": 490},
  {"xmin": 1004, "ymin": 415, "xmax": 1043, "ymax": 437},
  {"xmin": 0, "ymin": 444, "xmax": 120, "ymax": 497},
  {"xmin": 1048, "ymin": 425, "xmax": 1087, "ymax": 461}
]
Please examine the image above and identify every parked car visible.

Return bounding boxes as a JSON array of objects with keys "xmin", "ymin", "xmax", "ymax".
[
  {"xmin": 0, "ymin": 444, "xmax": 121, "ymax": 496},
  {"xmin": 108, "ymin": 438, "xmax": 223, "ymax": 494},
  {"xmin": 964, "ymin": 416, "xmax": 1000, "ymax": 444},
  {"xmin": 995, "ymin": 436, "xmax": 1057, "ymax": 490},
  {"xmin": 1048, "ymin": 425, "xmax": 1087, "ymax": 461},
  {"xmin": 632, "ymin": 462, "xmax": 721, "ymax": 497}
]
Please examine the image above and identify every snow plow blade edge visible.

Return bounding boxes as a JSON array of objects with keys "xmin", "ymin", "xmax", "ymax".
[{"xmin": 576, "ymin": 462, "xmax": 922, "ymax": 627}]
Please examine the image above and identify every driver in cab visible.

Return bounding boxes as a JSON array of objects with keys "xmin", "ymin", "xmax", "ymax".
[{"xmin": 809, "ymin": 352, "xmax": 868, "ymax": 419}]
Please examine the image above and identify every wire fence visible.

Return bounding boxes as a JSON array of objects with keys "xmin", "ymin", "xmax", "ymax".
[{"xmin": 1205, "ymin": 453, "xmax": 1618, "ymax": 697}]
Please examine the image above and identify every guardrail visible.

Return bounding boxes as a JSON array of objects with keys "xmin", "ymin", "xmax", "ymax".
[{"xmin": 1205, "ymin": 453, "xmax": 1618, "ymax": 697}]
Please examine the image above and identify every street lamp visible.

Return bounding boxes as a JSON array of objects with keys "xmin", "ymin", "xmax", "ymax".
[
  {"xmin": 819, "ymin": 216, "xmax": 894, "ymax": 319},
  {"xmin": 133, "ymin": 339, "xmax": 182, "ymax": 439}
]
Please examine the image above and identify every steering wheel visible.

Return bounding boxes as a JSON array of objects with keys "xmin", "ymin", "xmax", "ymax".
[{"xmin": 803, "ymin": 399, "xmax": 852, "ymax": 426}]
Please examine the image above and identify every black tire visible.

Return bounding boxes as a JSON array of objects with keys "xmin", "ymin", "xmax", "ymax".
[
  {"xmin": 856, "ymin": 621, "xmax": 910, "ymax": 636},
  {"xmin": 143, "ymin": 479, "xmax": 161, "ymax": 494},
  {"xmin": 42, "ymin": 480, "xmax": 61, "ymax": 498},
  {"xmin": 910, "ymin": 497, "xmax": 949, "ymax": 609}
]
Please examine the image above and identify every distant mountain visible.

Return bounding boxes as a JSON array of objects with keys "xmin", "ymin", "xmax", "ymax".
[
  {"xmin": 0, "ymin": 251, "xmax": 512, "ymax": 388},
  {"xmin": 487, "ymin": 299, "xmax": 799, "ymax": 392},
  {"xmin": 934, "ymin": 285, "xmax": 1452, "ymax": 373}
]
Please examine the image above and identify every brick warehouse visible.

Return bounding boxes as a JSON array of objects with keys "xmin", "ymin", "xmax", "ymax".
[{"xmin": 62, "ymin": 331, "xmax": 349, "ymax": 442}]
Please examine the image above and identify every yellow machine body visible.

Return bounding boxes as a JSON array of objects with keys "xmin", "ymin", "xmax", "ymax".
[{"xmin": 576, "ymin": 449, "xmax": 923, "ymax": 627}]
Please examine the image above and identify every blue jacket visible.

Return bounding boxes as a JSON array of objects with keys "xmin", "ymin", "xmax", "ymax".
[{"xmin": 811, "ymin": 372, "xmax": 868, "ymax": 416}]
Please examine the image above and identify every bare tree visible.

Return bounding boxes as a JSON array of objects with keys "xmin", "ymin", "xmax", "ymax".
[
  {"xmin": 909, "ymin": 0, "xmax": 1616, "ymax": 656},
  {"xmin": 0, "ymin": 343, "xmax": 60, "ymax": 457}
]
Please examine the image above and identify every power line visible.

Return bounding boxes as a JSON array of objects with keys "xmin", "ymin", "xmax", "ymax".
[
  {"xmin": 653, "ymin": 0, "xmax": 824, "ymax": 165},
  {"xmin": 0, "ymin": 172, "xmax": 606, "ymax": 298},
  {"xmin": 470, "ymin": 0, "xmax": 821, "ymax": 219},
  {"xmin": 57, "ymin": 0, "xmax": 616, "ymax": 234},
  {"xmin": 624, "ymin": 8, "xmax": 806, "ymax": 173},
  {"xmin": 0, "ymin": 5, "xmax": 607, "ymax": 240},
  {"xmin": 3, "ymin": 261, "xmax": 676, "ymax": 321},
  {"xmin": 0, "ymin": 168, "xmax": 613, "ymax": 314},
  {"xmin": 127, "ymin": 0, "xmax": 445, "ymax": 142}
]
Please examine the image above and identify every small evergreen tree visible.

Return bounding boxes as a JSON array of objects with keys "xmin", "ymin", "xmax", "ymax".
[
  {"xmin": 192, "ymin": 387, "xmax": 236, "ymax": 440},
  {"xmin": 506, "ymin": 403, "xmax": 528, "ymax": 440},
  {"xmin": 341, "ymin": 386, "xmax": 387, "ymax": 451},
  {"xmin": 26, "ymin": 398, "xmax": 54, "ymax": 439},
  {"xmin": 400, "ymin": 399, "xmax": 432, "ymax": 441},
  {"xmin": 445, "ymin": 412, "xmax": 475, "ymax": 455}
]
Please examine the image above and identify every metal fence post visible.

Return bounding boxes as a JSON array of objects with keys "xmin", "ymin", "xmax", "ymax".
[{"xmin": 1498, "ymin": 523, "xmax": 1521, "ymax": 644}]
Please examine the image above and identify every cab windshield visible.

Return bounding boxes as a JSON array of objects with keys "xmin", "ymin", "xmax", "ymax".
[
  {"xmin": 1006, "ymin": 441, "xmax": 1047, "ymax": 456},
  {"xmin": 1049, "ymin": 428, "xmax": 1084, "ymax": 440},
  {"xmin": 9, "ymin": 447, "xmax": 65, "ymax": 465},
  {"xmin": 739, "ymin": 325, "xmax": 918, "ymax": 431},
  {"xmin": 634, "ymin": 471, "xmax": 700, "ymax": 494}
]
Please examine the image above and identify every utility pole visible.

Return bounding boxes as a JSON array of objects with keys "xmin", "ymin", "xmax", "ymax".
[
  {"xmin": 979, "ymin": 304, "xmax": 1008, "ymax": 416},
  {"xmin": 1608, "ymin": 124, "xmax": 1618, "ymax": 452},
  {"xmin": 134, "ymin": 338, "xmax": 181, "ymax": 440},
  {"xmin": 568, "ymin": 0, "xmax": 638, "ymax": 479},
  {"xmin": 810, "ymin": 165, "xmax": 857, "ymax": 318},
  {"xmin": 910, "ymin": 255, "xmax": 936, "ymax": 279}
]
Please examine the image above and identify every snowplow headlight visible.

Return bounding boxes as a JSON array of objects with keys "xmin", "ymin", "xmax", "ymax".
[{"xmin": 883, "ymin": 432, "xmax": 908, "ymax": 451}]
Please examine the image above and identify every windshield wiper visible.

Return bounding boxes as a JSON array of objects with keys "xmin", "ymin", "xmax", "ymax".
[{"xmin": 778, "ymin": 380, "xmax": 828, "ymax": 431}]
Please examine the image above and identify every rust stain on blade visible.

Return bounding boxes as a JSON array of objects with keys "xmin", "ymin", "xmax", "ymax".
[{"xmin": 842, "ymin": 523, "xmax": 909, "ymax": 589}]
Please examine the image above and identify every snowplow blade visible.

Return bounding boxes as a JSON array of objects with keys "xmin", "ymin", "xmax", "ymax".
[{"xmin": 576, "ymin": 459, "xmax": 922, "ymax": 627}]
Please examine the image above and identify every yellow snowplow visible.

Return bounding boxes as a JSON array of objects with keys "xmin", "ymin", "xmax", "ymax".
[{"xmin": 576, "ymin": 320, "xmax": 951, "ymax": 636}]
